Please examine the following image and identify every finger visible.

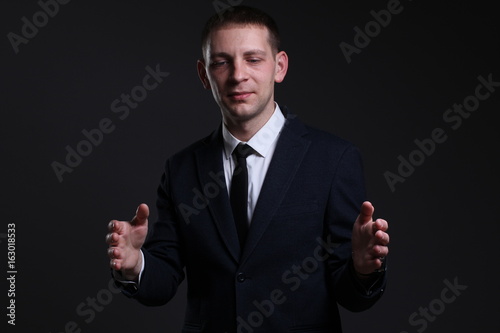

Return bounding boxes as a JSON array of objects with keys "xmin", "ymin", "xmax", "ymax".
[
  {"xmin": 105, "ymin": 232, "xmax": 119, "ymax": 245},
  {"xmin": 105, "ymin": 233, "xmax": 112, "ymax": 244},
  {"xmin": 374, "ymin": 218, "xmax": 388, "ymax": 232},
  {"xmin": 108, "ymin": 220, "xmax": 126, "ymax": 235},
  {"xmin": 369, "ymin": 219, "xmax": 387, "ymax": 236},
  {"xmin": 374, "ymin": 256, "xmax": 387, "ymax": 271},
  {"xmin": 356, "ymin": 201, "xmax": 374, "ymax": 226},
  {"xmin": 108, "ymin": 247, "xmax": 118, "ymax": 259},
  {"xmin": 131, "ymin": 203, "xmax": 149, "ymax": 226},
  {"xmin": 110, "ymin": 258, "xmax": 121, "ymax": 270},
  {"xmin": 375, "ymin": 230, "xmax": 390, "ymax": 245},
  {"xmin": 371, "ymin": 245, "xmax": 389, "ymax": 258},
  {"xmin": 109, "ymin": 247, "xmax": 123, "ymax": 259}
]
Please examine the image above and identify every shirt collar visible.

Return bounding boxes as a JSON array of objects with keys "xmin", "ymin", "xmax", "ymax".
[{"xmin": 222, "ymin": 103, "xmax": 285, "ymax": 160}]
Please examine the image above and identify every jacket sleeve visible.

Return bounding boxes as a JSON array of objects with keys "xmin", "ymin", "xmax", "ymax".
[
  {"xmin": 131, "ymin": 159, "xmax": 186, "ymax": 306},
  {"xmin": 324, "ymin": 144, "xmax": 387, "ymax": 312}
]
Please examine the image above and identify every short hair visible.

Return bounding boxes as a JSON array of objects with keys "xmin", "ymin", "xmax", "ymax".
[{"xmin": 201, "ymin": 6, "xmax": 281, "ymax": 57}]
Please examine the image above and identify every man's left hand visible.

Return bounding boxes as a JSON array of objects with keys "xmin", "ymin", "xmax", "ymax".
[{"xmin": 351, "ymin": 201, "xmax": 389, "ymax": 276}]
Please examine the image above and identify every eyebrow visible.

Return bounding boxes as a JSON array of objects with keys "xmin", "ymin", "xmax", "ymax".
[
  {"xmin": 243, "ymin": 49, "xmax": 267, "ymax": 56},
  {"xmin": 210, "ymin": 49, "xmax": 267, "ymax": 59}
]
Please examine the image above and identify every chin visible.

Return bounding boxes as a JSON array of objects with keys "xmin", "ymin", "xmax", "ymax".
[
  {"xmin": 229, "ymin": 110, "xmax": 257, "ymax": 122},
  {"xmin": 223, "ymin": 102, "xmax": 256, "ymax": 118},
  {"xmin": 224, "ymin": 107, "xmax": 259, "ymax": 121}
]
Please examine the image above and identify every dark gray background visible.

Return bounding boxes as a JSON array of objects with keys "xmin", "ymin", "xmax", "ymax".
[{"xmin": 1, "ymin": 0, "xmax": 499, "ymax": 332}]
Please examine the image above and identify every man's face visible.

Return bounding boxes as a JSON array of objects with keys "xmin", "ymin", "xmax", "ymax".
[{"xmin": 198, "ymin": 25, "xmax": 288, "ymax": 126}]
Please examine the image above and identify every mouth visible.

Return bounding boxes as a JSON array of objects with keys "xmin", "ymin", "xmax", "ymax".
[{"xmin": 228, "ymin": 91, "xmax": 253, "ymax": 100}]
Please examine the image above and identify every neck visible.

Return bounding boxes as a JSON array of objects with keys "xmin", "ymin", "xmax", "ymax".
[{"xmin": 224, "ymin": 104, "xmax": 276, "ymax": 142}]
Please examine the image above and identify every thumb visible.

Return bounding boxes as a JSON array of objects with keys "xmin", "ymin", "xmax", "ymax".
[
  {"xmin": 356, "ymin": 201, "xmax": 374, "ymax": 225},
  {"xmin": 131, "ymin": 203, "xmax": 149, "ymax": 226}
]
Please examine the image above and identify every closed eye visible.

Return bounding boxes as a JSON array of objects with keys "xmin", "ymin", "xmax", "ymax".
[
  {"xmin": 210, "ymin": 60, "xmax": 229, "ymax": 67},
  {"xmin": 247, "ymin": 58, "xmax": 262, "ymax": 64}
]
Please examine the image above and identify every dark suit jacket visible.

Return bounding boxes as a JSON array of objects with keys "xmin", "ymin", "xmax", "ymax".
[{"xmin": 130, "ymin": 108, "xmax": 386, "ymax": 332}]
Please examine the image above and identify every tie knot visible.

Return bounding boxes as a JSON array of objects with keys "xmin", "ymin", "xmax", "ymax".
[{"xmin": 232, "ymin": 143, "xmax": 254, "ymax": 160}]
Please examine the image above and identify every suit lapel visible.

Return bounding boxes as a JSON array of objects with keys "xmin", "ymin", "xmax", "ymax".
[
  {"xmin": 194, "ymin": 125, "xmax": 241, "ymax": 263},
  {"xmin": 240, "ymin": 114, "xmax": 311, "ymax": 265}
]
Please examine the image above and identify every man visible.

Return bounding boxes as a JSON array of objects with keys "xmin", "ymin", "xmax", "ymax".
[{"xmin": 106, "ymin": 6, "xmax": 389, "ymax": 332}]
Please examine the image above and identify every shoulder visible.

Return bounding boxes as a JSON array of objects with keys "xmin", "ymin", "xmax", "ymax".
[
  {"xmin": 161, "ymin": 126, "xmax": 221, "ymax": 170},
  {"xmin": 285, "ymin": 112, "xmax": 358, "ymax": 155},
  {"xmin": 306, "ymin": 124, "xmax": 352, "ymax": 148}
]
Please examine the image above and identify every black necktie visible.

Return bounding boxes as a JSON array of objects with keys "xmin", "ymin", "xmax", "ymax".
[{"xmin": 230, "ymin": 143, "xmax": 254, "ymax": 250}]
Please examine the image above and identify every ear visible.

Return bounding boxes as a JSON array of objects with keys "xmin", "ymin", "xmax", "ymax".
[
  {"xmin": 197, "ymin": 59, "xmax": 211, "ymax": 89},
  {"xmin": 274, "ymin": 51, "xmax": 289, "ymax": 83}
]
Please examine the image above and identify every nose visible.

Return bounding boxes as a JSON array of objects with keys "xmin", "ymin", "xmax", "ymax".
[{"xmin": 230, "ymin": 60, "xmax": 248, "ymax": 83}]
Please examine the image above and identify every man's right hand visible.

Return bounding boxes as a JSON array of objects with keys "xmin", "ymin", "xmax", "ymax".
[{"xmin": 106, "ymin": 203, "xmax": 149, "ymax": 281}]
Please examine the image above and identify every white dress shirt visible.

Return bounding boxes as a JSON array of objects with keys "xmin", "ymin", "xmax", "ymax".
[{"xmin": 222, "ymin": 103, "xmax": 286, "ymax": 224}]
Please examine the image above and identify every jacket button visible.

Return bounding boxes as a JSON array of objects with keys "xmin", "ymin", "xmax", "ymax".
[{"xmin": 236, "ymin": 273, "xmax": 246, "ymax": 282}]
